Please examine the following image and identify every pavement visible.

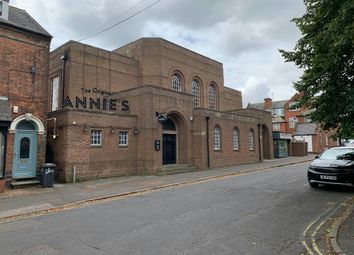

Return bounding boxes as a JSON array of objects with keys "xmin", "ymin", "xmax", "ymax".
[{"xmin": 0, "ymin": 155, "xmax": 353, "ymax": 254}]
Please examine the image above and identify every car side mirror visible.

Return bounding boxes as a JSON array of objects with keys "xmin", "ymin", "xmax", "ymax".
[{"xmin": 315, "ymin": 155, "xmax": 319, "ymax": 159}]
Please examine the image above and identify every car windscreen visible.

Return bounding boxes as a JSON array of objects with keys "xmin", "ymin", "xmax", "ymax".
[{"xmin": 319, "ymin": 148, "xmax": 354, "ymax": 160}]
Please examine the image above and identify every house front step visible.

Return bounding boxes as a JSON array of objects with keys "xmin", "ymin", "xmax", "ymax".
[
  {"xmin": 157, "ymin": 164, "xmax": 198, "ymax": 176},
  {"xmin": 10, "ymin": 179, "xmax": 40, "ymax": 188}
]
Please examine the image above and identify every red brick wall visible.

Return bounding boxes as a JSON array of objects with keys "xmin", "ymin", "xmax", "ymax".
[
  {"xmin": 48, "ymin": 109, "xmax": 138, "ymax": 182},
  {"xmin": 0, "ymin": 25, "xmax": 51, "ymax": 177}
]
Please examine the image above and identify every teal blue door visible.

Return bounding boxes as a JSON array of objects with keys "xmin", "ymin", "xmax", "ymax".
[{"xmin": 12, "ymin": 130, "xmax": 37, "ymax": 179}]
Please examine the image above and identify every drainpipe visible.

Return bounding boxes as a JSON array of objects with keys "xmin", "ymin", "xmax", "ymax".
[
  {"xmin": 206, "ymin": 117, "xmax": 210, "ymax": 168},
  {"xmin": 72, "ymin": 166, "xmax": 76, "ymax": 183},
  {"xmin": 258, "ymin": 123, "xmax": 262, "ymax": 162},
  {"xmin": 61, "ymin": 52, "xmax": 68, "ymax": 107},
  {"xmin": 47, "ymin": 118, "xmax": 57, "ymax": 139}
]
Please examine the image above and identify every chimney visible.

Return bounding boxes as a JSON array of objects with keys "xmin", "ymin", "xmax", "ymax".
[
  {"xmin": 264, "ymin": 98, "xmax": 272, "ymax": 110},
  {"xmin": 0, "ymin": 0, "xmax": 9, "ymax": 20}
]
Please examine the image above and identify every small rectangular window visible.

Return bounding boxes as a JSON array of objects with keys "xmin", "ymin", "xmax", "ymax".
[
  {"xmin": 119, "ymin": 131, "xmax": 128, "ymax": 146},
  {"xmin": 289, "ymin": 117, "xmax": 298, "ymax": 129},
  {"xmin": 50, "ymin": 76, "xmax": 59, "ymax": 111},
  {"xmin": 325, "ymin": 133, "xmax": 329, "ymax": 146},
  {"xmin": 273, "ymin": 123, "xmax": 280, "ymax": 131},
  {"xmin": 90, "ymin": 130, "xmax": 102, "ymax": 146}
]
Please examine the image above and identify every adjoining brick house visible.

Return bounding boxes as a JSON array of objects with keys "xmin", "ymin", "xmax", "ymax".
[
  {"xmin": 48, "ymin": 38, "xmax": 273, "ymax": 182},
  {"xmin": 248, "ymin": 93, "xmax": 338, "ymax": 155},
  {"xmin": 287, "ymin": 94, "xmax": 338, "ymax": 153},
  {"xmin": 0, "ymin": 0, "xmax": 52, "ymax": 183}
]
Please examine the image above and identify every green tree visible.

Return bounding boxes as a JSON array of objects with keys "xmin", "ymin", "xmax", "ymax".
[{"xmin": 280, "ymin": 0, "xmax": 354, "ymax": 139}]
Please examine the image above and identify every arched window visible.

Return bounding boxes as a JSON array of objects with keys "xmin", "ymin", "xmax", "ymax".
[
  {"xmin": 214, "ymin": 126, "xmax": 221, "ymax": 150},
  {"xmin": 233, "ymin": 128, "xmax": 240, "ymax": 151},
  {"xmin": 248, "ymin": 129, "xmax": 254, "ymax": 151},
  {"xmin": 191, "ymin": 79, "xmax": 200, "ymax": 108},
  {"xmin": 208, "ymin": 83, "xmax": 217, "ymax": 110},
  {"xmin": 171, "ymin": 73, "xmax": 182, "ymax": 91},
  {"xmin": 17, "ymin": 120, "xmax": 36, "ymax": 130}
]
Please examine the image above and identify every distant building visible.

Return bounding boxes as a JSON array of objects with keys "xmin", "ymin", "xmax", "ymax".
[
  {"xmin": 248, "ymin": 98, "xmax": 292, "ymax": 157},
  {"xmin": 0, "ymin": 0, "xmax": 52, "ymax": 182},
  {"xmin": 48, "ymin": 38, "xmax": 274, "ymax": 182},
  {"xmin": 248, "ymin": 93, "xmax": 338, "ymax": 155}
]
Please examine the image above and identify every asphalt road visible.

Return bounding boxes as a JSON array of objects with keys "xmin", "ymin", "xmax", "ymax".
[{"xmin": 0, "ymin": 162, "xmax": 353, "ymax": 255}]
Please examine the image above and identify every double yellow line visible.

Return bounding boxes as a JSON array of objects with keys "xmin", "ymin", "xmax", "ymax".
[{"xmin": 301, "ymin": 197, "xmax": 354, "ymax": 255}]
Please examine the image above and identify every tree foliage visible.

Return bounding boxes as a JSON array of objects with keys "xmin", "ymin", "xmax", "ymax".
[{"xmin": 280, "ymin": 0, "xmax": 354, "ymax": 139}]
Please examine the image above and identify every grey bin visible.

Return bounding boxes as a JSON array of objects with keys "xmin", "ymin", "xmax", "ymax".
[{"xmin": 40, "ymin": 163, "xmax": 56, "ymax": 188}]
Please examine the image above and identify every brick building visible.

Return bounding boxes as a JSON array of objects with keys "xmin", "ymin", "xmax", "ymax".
[
  {"xmin": 48, "ymin": 38, "xmax": 273, "ymax": 182},
  {"xmin": 248, "ymin": 93, "xmax": 338, "ymax": 155},
  {"xmin": 0, "ymin": 0, "xmax": 52, "ymax": 183},
  {"xmin": 287, "ymin": 94, "xmax": 338, "ymax": 153}
]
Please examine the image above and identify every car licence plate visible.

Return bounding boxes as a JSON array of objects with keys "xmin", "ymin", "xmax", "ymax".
[{"xmin": 320, "ymin": 175, "xmax": 337, "ymax": 180}]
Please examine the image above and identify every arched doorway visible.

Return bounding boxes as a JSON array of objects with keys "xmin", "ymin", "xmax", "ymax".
[
  {"xmin": 162, "ymin": 118, "xmax": 177, "ymax": 165},
  {"xmin": 162, "ymin": 112, "xmax": 189, "ymax": 165},
  {"xmin": 262, "ymin": 124, "xmax": 271, "ymax": 160},
  {"xmin": 12, "ymin": 120, "xmax": 38, "ymax": 179}
]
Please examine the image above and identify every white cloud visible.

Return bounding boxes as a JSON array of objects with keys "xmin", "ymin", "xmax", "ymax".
[{"xmin": 10, "ymin": 0, "xmax": 305, "ymax": 105}]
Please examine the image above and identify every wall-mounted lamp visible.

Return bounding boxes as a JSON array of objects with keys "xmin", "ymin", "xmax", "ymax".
[
  {"xmin": 61, "ymin": 54, "xmax": 68, "ymax": 61},
  {"xmin": 133, "ymin": 127, "xmax": 139, "ymax": 135},
  {"xmin": 83, "ymin": 125, "xmax": 88, "ymax": 132},
  {"xmin": 47, "ymin": 118, "xmax": 57, "ymax": 140},
  {"xmin": 110, "ymin": 126, "xmax": 115, "ymax": 134}
]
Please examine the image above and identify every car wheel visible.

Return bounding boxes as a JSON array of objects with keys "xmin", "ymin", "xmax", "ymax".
[{"xmin": 309, "ymin": 181, "xmax": 319, "ymax": 188}]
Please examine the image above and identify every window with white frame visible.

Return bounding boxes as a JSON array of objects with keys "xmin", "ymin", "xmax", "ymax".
[
  {"xmin": 289, "ymin": 102, "xmax": 300, "ymax": 111},
  {"xmin": 208, "ymin": 84, "xmax": 217, "ymax": 110},
  {"xmin": 119, "ymin": 131, "xmax": 128, "ymax": 146},
  {"xmin": 273, "ymin": 123, "xmax": 280, "ymax": 131},
  {"xmin": 325, "ymin": 133, "xmax": 329, "ymax": 146},
  {"xmin": 248, "ymin": 129, "xmax": 254, "ymax": 151},
  {"xmin": 214, "ymin": 127, "xmax": 221, "ymax": 150},
  {"xmin": 272, "ymin": 108, "xmax": 284, "ymax": 116},
  {"xmin": 171, "ymin": 73, "xmax": 182, "ymax": 91},
  {"xmin": 191, "ymin": 79, "xmax": 200, "ymax": 108},
  {"xmin": 90, "ymin": 130, "xmax": 102, "ymax": 146},
  {"xmin": 233, "ymin": 128, "xmax": 239, "ymax": 151},
  {"xmin": 289, "ymin": 117, "xmax": 298, "ymax": 128},
  {"xmin": 50, "ymin": 76, "xmax": 59, "ymax": 111}
]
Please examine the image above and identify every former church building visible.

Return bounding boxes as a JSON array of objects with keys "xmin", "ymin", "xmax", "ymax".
[{"xmin": 48, "ymin": 38, "xmax": 273, "ymax": 182}]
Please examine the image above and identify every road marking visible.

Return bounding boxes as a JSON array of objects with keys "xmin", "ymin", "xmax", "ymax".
[
  {"xmin": 311, "ymin": 217, "xmax": 326, "ymax": 255},
  {"xmin": 302, "ymin": 196, "xmax": 352, "ymax": 255},
  {"xmin": 302, "ymin": 205, "xmax": 337, "ymax": 255}
]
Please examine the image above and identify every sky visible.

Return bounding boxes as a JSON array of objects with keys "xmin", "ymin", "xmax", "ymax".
[{"xmin": 11, "ymin": 0, "xmax": 305, "ymax": 106}]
